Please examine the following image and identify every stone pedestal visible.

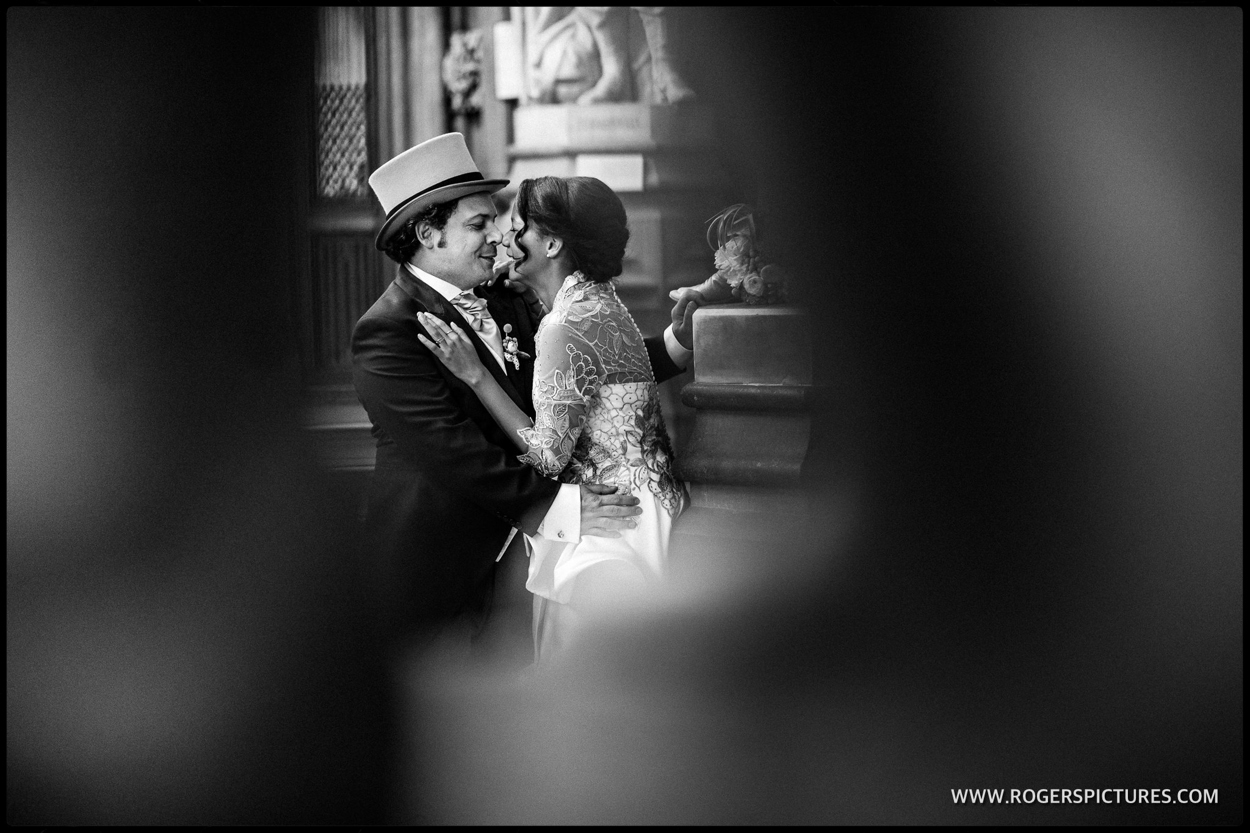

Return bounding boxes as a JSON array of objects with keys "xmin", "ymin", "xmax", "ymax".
[
  {"xmin": 508, "ymin": 102, "xmax": 732, "ymax": 454},
  {"xmin": 672, "ymin": 304, "xmax": 814, "ymax": 555},
  {"xmin": 513, "ymin": 103, "xmax": 717, "ymax": 153}
]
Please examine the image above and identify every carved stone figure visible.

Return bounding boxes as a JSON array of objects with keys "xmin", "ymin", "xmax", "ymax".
[
  {"xmin": 523, "ymin": 7, "xmax": 695, "ymax": 106},
  {"xmin": 443, "ymin": 29, "xmax": 484, "ymax": 115}
]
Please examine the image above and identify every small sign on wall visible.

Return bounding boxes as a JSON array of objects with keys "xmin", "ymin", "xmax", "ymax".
[
  {"xmin": 493, "ymin": 20, "xmax": 523, "ymax": 101},
  {"xmin": 574, "ymin": 153, "xmax": 645, "ymax": 192}
]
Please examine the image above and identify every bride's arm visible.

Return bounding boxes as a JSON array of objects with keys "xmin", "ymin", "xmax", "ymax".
[
  {"xmin": 417, "ymin": 313, "xmax": 532, "ymax": 453},
  {"xmin": 462, "ymin": 372, "xmax": 533, "ymax": 456},
  {"xmin": 419, "ymin": 311, "xmax": 601, "ymax": 475},
  {"xmin": 517, "ymin": 318, "xmax": 599, "ymax": 477}
]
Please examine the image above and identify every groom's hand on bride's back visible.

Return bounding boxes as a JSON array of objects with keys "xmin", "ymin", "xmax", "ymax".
[{"xmin": 580, "ymin": 483, "xmax": 642, "ymax": 538}]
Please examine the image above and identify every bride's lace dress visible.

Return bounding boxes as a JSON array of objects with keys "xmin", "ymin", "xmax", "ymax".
[{"xmin": 517, "ymin": 272, "xmax": 686, "ymax": 661}]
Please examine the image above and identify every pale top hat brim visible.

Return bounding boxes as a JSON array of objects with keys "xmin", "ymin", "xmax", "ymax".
[{"xmin": 368, "ymin": 132, "xmax": 509, "ymax": 250}]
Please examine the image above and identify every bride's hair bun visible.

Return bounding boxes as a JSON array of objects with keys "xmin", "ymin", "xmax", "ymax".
[{"xmin": 515, "ymin": 176, "xmax": 629, "ymax": 283}]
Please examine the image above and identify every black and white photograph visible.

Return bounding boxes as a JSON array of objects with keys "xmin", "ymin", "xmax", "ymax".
[{"xmin": 7, "ymin": 5, "xmax": 1242, "ymax": 825}]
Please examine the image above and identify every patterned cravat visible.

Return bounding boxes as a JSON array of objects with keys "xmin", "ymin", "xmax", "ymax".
[
  {"xmin": 450, "ymin": 291, "xmax": 505, "ymax": 369},
  {"xmin": 451, "ymin": 292, "xmax": 496, "ymax": 335}
]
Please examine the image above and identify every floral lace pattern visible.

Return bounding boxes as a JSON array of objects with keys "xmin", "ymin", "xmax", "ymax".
[{"xmin": 517, "ymin": 273, "xmax": 686, "ymax": 517}]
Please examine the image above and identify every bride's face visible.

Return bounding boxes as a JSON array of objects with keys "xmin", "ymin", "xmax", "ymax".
[{"xmin": 505, "ymin": 205, "xmax": 550, "ymax": 287}]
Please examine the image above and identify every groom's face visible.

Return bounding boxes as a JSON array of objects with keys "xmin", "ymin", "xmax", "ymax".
[{"xmin": 420, "ymin": 192, "xmax": 503, "ymax": 290}]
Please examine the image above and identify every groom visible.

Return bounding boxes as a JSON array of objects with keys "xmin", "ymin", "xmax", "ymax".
[{"xmin": 352, "ymin": 133, "xmax": 695, "ymax": 664}]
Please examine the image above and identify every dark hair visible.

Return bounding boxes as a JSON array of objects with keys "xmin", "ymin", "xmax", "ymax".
[
  {"xmin": 382, "ymin": 196, "xmax": 461, "ymax": 264},
  {"xmin": 513, "ymin": 176, "xmax": 629, "ymax": 282}
]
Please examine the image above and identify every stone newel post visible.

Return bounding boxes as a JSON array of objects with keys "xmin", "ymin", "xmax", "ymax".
[{"xmin": 672, "ymin": 303, "xmax": 813, "ymax": 555}]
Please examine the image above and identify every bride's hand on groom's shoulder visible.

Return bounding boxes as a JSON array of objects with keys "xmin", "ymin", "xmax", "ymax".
[{"xmin": 417, "ymin": 313, "xmax": 487, "ymax": 386}]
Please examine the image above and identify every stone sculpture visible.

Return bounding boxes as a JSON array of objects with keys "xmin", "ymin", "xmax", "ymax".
[{"xmin": 523, "ymin": 7, "xmax": 695, "ymax": 106}]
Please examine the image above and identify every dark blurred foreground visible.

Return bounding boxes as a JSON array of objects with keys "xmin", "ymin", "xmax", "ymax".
[
  {"xmin": 8, "ymin": 7, "xmax": 1241, "ymax": 825},
  {"xmin": 7, "ymin": 8, "xmax": 390, "ymax": 824}
]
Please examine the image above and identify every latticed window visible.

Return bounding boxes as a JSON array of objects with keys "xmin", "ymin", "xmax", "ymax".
[{"xmin": 316, "ymin": 7, "xmax": 369, "ymax": 199}]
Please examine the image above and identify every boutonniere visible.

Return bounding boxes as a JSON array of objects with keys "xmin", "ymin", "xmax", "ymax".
[{"xmin": 501, "ymin": 323, "xmax": 531, "ymax": 371}]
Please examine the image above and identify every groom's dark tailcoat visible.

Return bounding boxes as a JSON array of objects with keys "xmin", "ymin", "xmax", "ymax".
[{"xmin": 351, "ymin": 267, "xmax": 684, "ymax": 645}]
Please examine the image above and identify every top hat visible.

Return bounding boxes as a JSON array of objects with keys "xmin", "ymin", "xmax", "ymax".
[{"xmin": 368, "ymin": 132, "xmax": 509, "ymax": 250}]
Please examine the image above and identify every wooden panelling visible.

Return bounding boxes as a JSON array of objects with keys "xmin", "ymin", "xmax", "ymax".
[{"xmin": 311, "ymin": 234, "xmax": 389, "ymax": 371}]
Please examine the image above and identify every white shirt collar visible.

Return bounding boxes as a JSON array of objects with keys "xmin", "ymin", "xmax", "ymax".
[{"xmin": 404, "ymin": 262, "xmax": 469, "ymax": 302}]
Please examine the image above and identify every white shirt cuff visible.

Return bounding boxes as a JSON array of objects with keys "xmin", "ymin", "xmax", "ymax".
[
  {"xmin": 663, "ymin": 325, "xmax": 693, "ymax": 370},
  {"xmin": 536, "ymin": 482, "xmax": 581, "ymax": 544}
]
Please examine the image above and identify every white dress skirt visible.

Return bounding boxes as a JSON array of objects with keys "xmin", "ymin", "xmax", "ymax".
[{"xmin": 525, "ymin": 486, "xmax": 673, "ymax": 666}]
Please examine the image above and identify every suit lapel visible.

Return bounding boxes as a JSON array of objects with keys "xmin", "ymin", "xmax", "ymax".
[
  {"xmin": 395, "ymin": 269, "xmax": 529, "ymax": 412},
  {"xmin": 485, "ymin": 289, "xmax": 537, "ymax": 407}
]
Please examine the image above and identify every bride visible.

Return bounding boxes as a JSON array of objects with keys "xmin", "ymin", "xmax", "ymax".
[{"xmin": 416, "ymin": 175, "xmax": 687, "ymax": 666}]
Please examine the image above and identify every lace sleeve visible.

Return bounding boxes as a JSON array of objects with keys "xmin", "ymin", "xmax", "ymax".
[{"xmin": 516, "ymin": 318, "xmax": 602, "ymax": 476}]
